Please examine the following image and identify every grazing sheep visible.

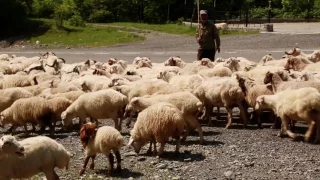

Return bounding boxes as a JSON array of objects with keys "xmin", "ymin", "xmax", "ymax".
[
  {"xmin": 215, "ymin": 22, "xmax": 228, "ymax": 30},
  {"xmin": 47, "ymin": 97, "xmax": 73, "ymax": 127},
  {"xmin": 61, "ymin": 89, "xmax": 128, "ymax": 131},
  {"xmin": 0, "ymin": 97, "xmax": 55, "ymax": 136},
  {"xmin": 127, "ymin": 102, "xmax": 184, "ymax": 157},
  {"xmin": 0, "ymin": 135, "xmax": 71, "ymax": 180},
  {"xmin": 79, "ymin": 123, "xmax": 124, "ymax": 177},
  {"xmin": 255, "ymin": 87, "xmax": 320, "ymax": 143},
  {"xmin": 124, "ymin": 91, "xmax": 205, "ymax": 144}
]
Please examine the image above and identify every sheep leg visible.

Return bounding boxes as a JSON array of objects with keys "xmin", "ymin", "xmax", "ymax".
[
  {"xmin": 114, "ymin": 150, "xmax": 122, "ymax": 173},
  {"xmin": 205, "ymin": 104, "xmax": 213, "ymax": 126},
  {"xmin": 89, "ymin": 155, "xmax": 96, "ymax": 170},
  {"xmin": 112, "ymin": 118, "xmax": 119, "ymax": 131},
  {"xmin": 225, "ymin": 107, "xmax": 233, "ymax": 129},
  {"xmin": 125, "ymin": 115, "xmax": 133, "ymax": 128},
  {"xmin": 304, "ymin": 121, "xmax": 316, "ymax": 142},
  {"xmin": 175, "ymin": 137, "xmax": 181, "ymax": 155},
  {"xmin": 216, "ymin": 107, "xmax": 221, "ymax": 119},
  {"xmin": 157, "ymin": 143, "xmax": 165, "ymax": 157},
  {"xmin": 279, "ymin": 116, "xmax": 296, "ymax": 139},
  {"xmin": 106, "ymin": 152, "xmax": 114, "ymax": 177},
  {"xmin": 79, "ymin": 155, "xmax": 91, "ymax": 176},
  {"xmin": 44, "ymin": 169, "xmax": 60, "ymax": 180},
  {"xmin": 238, "ymin": 103, "xmax": 248, "ymax": 128},
  {"xmin": 118, "ymin": 117, "xmax": 123, "ymax": 132},
  {"xmin": 152, "ymin": 141, "xmax": 158, "ymax": 156},
  {"xmin": 315, "ymin": 120, "xmax": 320, "ymax": 144},
  {"xmin": 147, "ymin": 141, "xmax": 153, "ymax": 154},
  {"xmin": 24, "ymin": 124, "xmax": 29, "ymax": 136},
  {"xmin": 180, "ymin": 126, "xmax": 190, "ymax": 143}
]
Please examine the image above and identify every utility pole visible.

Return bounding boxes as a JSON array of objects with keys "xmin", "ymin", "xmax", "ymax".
[{"xmin": 268, "ymin": 0, "xmax": 271, "ymax": 23}]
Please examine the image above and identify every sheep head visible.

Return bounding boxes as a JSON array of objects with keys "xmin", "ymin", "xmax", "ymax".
[
  {"xmin": 80, "ymin": 122, "xmax": 98, "ymax": 148},
  {"xmin": 255, "ymin": 96, "xmax": 266, "ymax": 110},
  {"xmin": 61, "ymin": 111, "xmax": 76, "ymax": 127},
  {"xmin": 0, "ymin": 135, "xmax": 25, "ymax": 157},
  {"xmin": 224, "ymin": 57, "xmax": 240, "ymax": 70},
  {"xmin": 285, "ymin": 47, "xmax": 301, "ymax": 56},
  {"xmin": 108, "ymin": 58, "xmax": 117, "ymax": 66},
  {"xmin": 127, "ymin": 137, "xmax": 147, "ymax": 154},
  {"xmin": 164, "ymin": 57, "xmax": 176, "ymax": 66},
  {"xmin": 264, "ymin": 71, "xmax": 274, "ymax": 84},
  {"xmin": 124, "ymin": 97, "xmax": 141, "ymax": 117}
]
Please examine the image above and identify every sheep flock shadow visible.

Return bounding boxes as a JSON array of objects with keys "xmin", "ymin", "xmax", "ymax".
[{"xmin": 94, "ymin": 168, "xmax": 144, "ymax": 178}]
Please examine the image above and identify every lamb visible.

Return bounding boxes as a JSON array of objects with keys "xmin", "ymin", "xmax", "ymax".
[
  {"xmin": 0, "ymin": 54, "xmax": 10, "ymax": 61},
  {"xmin": 0, "ymin": 75, "xmax": 38, "ymax": 89},
  {"xmin": 263, "ymin": 71, "xmax": 320, "ymax": 93},
  {"xmin": 127, "ymin": 102, "xmax": 184, "ymax": 157},
  {"xmin": 0, "ymin": 135, "xmax": 24, "ymax": 157},
  {"xmin": 235, "ymin": 74, "xmax": 274, "ymax": 128},
  {"xmin": 79, "ymin": 123, "xmax": 124, "ymax": 177},
  {"xmin": 0, "ymin": 135, "xmax": 71, "ymax": 180},
  {"xmin": 192, "ymin": 77, "xmax": 247, "ymax": 128},
  {"xmin": 109, "ymin": 63, "xmax": 125, "ymax": 74},
  {"xmin": 163, "ymin": 56, "xmax": 185, "ymax": 68},
  {"xmin": 124, "ymin": 91, "xmax": 205, "ymax": 144},
  {"xmin": 0, "ymin": 87, "xmax": 33, "ymax": 113},
  {"xmin": 61, "ymin": 89, "xmax": 128, "ymax": 131},
  {"xmin": 255, "ymin": 87, "xmax": 320, "ymax": 143},
  {"xmin": 197, "ymin": 67, "xmax": 232, "ymax": 77},
  {"xmin": 0, "ymin": 97, "xmax": 55, "ymax": 136},
  {"xmin": 259, "ymin": 54, "xmax": 288, "ymax": 67}
]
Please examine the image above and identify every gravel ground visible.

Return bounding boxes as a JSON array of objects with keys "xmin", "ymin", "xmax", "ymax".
[{"xmin": 2, "ymin": 109, "xmax": 320, "ymax": 180}]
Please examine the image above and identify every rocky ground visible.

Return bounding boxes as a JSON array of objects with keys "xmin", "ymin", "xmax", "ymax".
[{"xmin": 2, "ymin": 109, "xmax": 320, "ymax": 180}]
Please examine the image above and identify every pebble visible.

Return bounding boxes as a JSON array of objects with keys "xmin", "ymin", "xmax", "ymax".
[
  {"xmin": 150, "ymin": 161, "xmax": 158, "ymax": 165},
  {"xmin": 154, "ymin": 175, "xmax": 160, "ymax": 179},
  {"xmin": 124, "ymin": 152, "xmax": 138, "ymax": 157},
  {"xmin": 268, "ymin": 169, "xmax": 277, "ymax": 173},
  {"xmin": 128, "ymin": 177, "xmax": 134, "ymax": 180},
  {"xmin": 184, "ymin": 158, "xmax": 192, "ymax": 162},
  {"xmin": 172, "ymin": 176, "xmax": 181, "ymax": 180},
  {"xmin": 157, "ymin": 163, "xmax": 168, "ymax": 169},
  {"xmin": 224, "ymin": 170, "xmax": 235, "ymax": 180}
]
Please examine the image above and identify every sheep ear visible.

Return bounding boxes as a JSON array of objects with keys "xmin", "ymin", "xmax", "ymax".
[
  {"xmin": 127, "ymin": 138, "xmax": 134, "ymax": 146},
  {"xmin": 237, "ymin": 59, "xmax": 241, "ymax": 62}
]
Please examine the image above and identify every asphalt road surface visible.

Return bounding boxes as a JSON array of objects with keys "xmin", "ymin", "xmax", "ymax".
[{"xmin": 1, "ymin": 25, "xmax": 320, "ymax": 64}]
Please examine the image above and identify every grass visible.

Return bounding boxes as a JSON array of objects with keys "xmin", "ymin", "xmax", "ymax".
[
  {"xmin": 25, "ymin": 19, "xmax": 144, "ymax": 48},
  {"xmin": 105, "ymin": 22, "xmax": 260, "ymax": 36}
]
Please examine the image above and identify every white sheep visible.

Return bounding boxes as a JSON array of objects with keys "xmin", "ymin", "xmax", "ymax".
[
  {"xmin": 79, "ymin": 123, "xmax": 124, "ymax": 177},
  {"xmin": 193, "ymin": 77, "xmax": 247, "ymax": 128},
  {"xmin": 0, "ymin": 87, "xmax": 33, "ymax": 113},
  {"xmin": 127, "ymin": 102, "xmax": 185, "ymax": 157},
  {"xmin": 0, "ymin": 97, "xmax": 55, "ymax": 136},
  {"xmin": 0, "ymin": 135, "xmax": 71, "ymax": 179},
  {"xmin": 285, "ymin": 47, "xmax": 320, "ymax": 63},
  {"xmin": 157, "ymin": 71, "xmax": 204, "ymax": 91},
  {"xmin": 0, "ymin": 75, "xmax": 37, "ymax": 89},
  {"xmin": 61, "ymin": 89, "xmax": 128, "ymax": 131},
  {"xmin": 124, "ymin": 91, "xmax": 205, "ymax": 144},
  {"xmin": 0, "ymin": 135, "xmax": 24, "ymax": 157},
  {"xmin": 255, "ymin": 87, "xmax": 320, "ymax": 143}
]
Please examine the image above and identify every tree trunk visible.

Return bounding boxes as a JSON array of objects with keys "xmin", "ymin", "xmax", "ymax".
[{"xmin": 167, "ymin": 4, "xmax": 170, "ymax": 22}]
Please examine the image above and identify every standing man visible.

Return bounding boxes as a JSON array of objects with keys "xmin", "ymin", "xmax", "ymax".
[{"xmin": 196, "ymin": 10, "xmax": 221, "ymax": 61}]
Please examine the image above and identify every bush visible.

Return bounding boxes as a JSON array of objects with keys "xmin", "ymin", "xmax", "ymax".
[
  {"xmin": 88, "ymin": 10, "xmax": 113, "ymax": 23},
  {"xmin": 176, "ymin": 17, "xmax": 184, "ymax": 25},
  {"xmin": 68, "ymin": 13, "xmax": 86, "ymax": 27}
]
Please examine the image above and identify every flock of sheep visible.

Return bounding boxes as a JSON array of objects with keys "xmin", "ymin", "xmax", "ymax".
[{"xmin": 0, "ymin": 47, "xmax": 320, "ymax": 179}]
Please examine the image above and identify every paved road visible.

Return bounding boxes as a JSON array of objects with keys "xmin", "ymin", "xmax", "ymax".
[{"xmin": 1, "ymin": 23, "xmax": 319, "ymax": 63}]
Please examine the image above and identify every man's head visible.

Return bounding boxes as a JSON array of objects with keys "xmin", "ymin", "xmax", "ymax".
[{"xmin": 200, "ymin": 10, "xmax": 208, "ymax": 23}]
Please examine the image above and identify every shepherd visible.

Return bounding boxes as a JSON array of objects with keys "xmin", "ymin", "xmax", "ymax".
[{"xmin": 195, "ymin": 10, "xmax": 221, "ymax": 61}]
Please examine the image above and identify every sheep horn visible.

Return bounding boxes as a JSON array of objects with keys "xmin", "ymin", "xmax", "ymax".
[{"xmin": 58, "ymin": 58, "xmax": 66, "ymax": 63}]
